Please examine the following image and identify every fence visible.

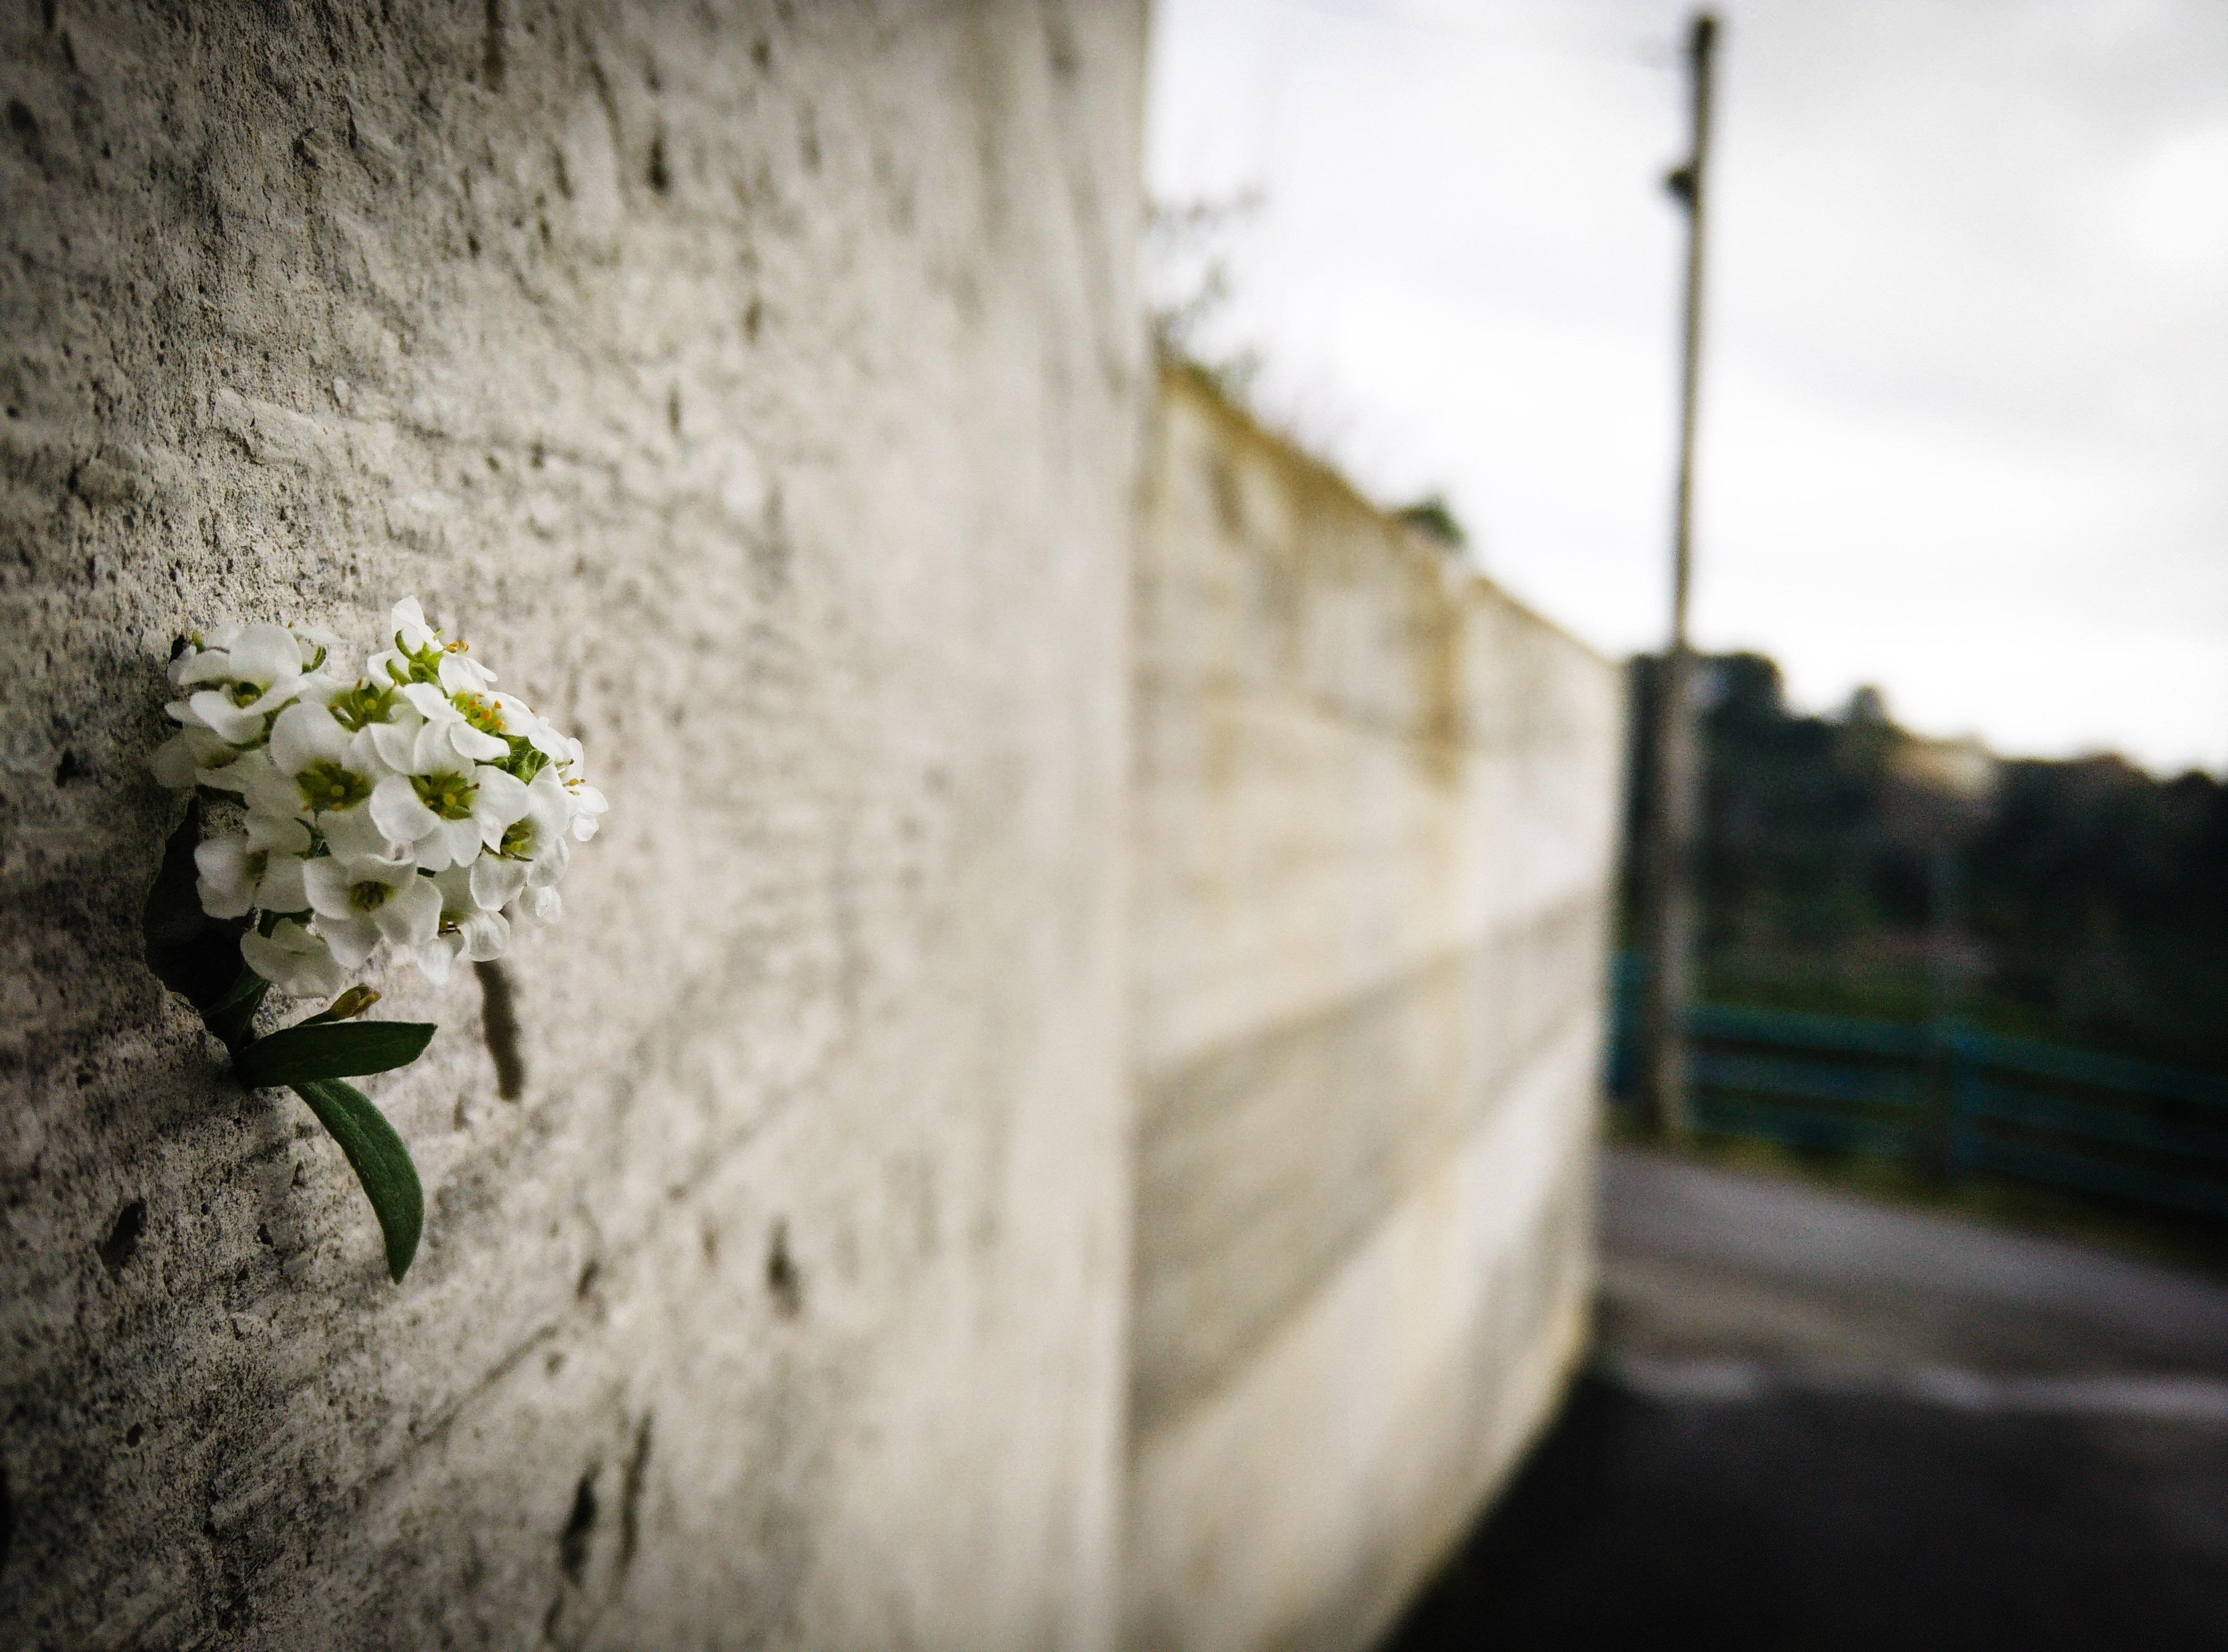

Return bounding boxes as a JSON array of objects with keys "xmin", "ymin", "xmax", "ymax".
[{"xmin": 1608, "ymin": 960, "xmax": 2228, "ymax": 1223}]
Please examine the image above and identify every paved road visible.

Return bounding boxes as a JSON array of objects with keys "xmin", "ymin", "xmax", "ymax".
[{"xmin": 1383, "ymin": 1148, "xmax": 2228, "ymax": 1651}]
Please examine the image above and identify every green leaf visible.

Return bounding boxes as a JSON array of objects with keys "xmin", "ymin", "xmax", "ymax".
[
  {"xmin": 202, "ymin": 965, "xmax": 271, "ymax": 1054},
  {"xmin": 234, "ymin": 1020, "xmax": 437, "ymax": 1088},
  {"xmin": 290, "ymin": 1079, "xmax": 424, "ymax": 1283}
]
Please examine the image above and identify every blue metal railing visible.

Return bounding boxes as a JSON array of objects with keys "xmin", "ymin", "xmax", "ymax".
[{"xmin": 1607, "ymin": 960, "xmax": 2228, "ymax": 1223}]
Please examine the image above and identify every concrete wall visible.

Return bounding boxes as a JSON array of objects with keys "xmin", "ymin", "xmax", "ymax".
[
  {"xmin": 0, "ymin": 5, "xmax": 1144, "ymax": 1648},
  {"xmin": 1124, "ymin": 369, "xmax": 1623, "ymax": 1652}
]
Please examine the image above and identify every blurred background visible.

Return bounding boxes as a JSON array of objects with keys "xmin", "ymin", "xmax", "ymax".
[{"xmin": 1146, "ymin": 2, "xmax": 2228, "ymax": 1646}]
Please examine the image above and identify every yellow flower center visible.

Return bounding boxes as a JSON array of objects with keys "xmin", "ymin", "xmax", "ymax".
[
  {"xmin": 412, "ymin": 770, "xmax": 478, "ymax": 821},
  {"xmin": 297, "ymin": 760, "xmax": 371, "ymax": 813}
]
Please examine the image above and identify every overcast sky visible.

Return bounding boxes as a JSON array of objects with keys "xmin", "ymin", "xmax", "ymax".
[{"xmin": 1146, "ymin": 0, "xmax": 2228, "ymax": 774}]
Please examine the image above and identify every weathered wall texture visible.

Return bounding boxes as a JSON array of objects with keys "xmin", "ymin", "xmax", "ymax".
[
  {"xmin": 1124, "ymin": 370, "xmax": 1623, "ymax": 1652},
  {"xmin": 0, "ymin": 4, "xmax": 1144, "ymax": 1648}
]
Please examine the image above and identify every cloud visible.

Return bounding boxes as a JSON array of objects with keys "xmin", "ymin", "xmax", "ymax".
[{"xmin": 1148, "ymin": 0, "xmax": 2228, "ymax": 771}]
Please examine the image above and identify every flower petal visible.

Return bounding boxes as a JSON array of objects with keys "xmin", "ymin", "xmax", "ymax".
[
  {"xmin": 320, "ymin": 805, "xmax": 396, "ymax": 860},
  {"xmin": 270, "ymin": 701, "xmax": 351, "ymax": 774},
  {"xmin": 197, "ymin": 747, "xmax": 273, "ymax": 795},
  {"xmin": 525, "ymin": 839, "xmax": 570, "ymax": 889},
  {"xmin": 448, "ymin": 722, "xmax": 510, "ymax": 762},
  {"xmin": 316, "ymin": 914, "xmax": 382, "ymax": 969},
  {"xmin": 471, "ymin": 855, "xmax": 529, "ymax": 912},
  {"xmin": 412, "ymin": 935, "xmax": 460, "ymax": 985},
  {"xmin": 391, "ymin": 596, "xmax": 432, "ymax": 650},
  {"xmin": 459, "ymin": 908, "xmax": 511, "ymax": 962},
  {"xmin": 245, "ymin": 811, "xmax": 312, "ymax": 855},
  {"xmin": 369, "ymin": 774, "xmax": 439, "ymax": 844},
  {"xmin": 255, "ymin": 854, "xmax": 309, "ymax": 914},
  {"xmin": 526, "ymin": 719, "xmax": 569, "ymax": 760},
  {"xmin": 187, "ymin": 690, "xmax": 267, "ymax": 745},
  {"xmin": 369, "ymin": 711, "xmax": 427, "ymax": 775},
  {"xmin": 175, "ymin": 651, "xmax": 237, "ymax": 688},
  {"xmin": 438, "ymin": 652, "xmax": 493, "ymax": 694},
  {"xmin": 241, "ymin": 919, "xmax": 349, "ymax": 998},
  {"xmin": 200, "ymin": 846, "xmax": 264, "ymax": 919},
  {"xmin": 399, "ymin": 681, "xmax": 451, "ymax": 719},
  {"xmin": 248, "ymin": 766, "xmax": 304, "ymax": 820},
  {"xmin": 436, "ymin": 816, "xmax": 482, "ymax": 869},
  {"xmin": 226, "ymin": 623, "xmax": 304, "ymax": 687},
  {"xmin": 301, "ymin": 855, "xmax": 357, "ymax": 920},
  {"xmin": 472, "ymin": 765, "xmax": 531, "ymax": 831},
  {"xmin": 150, "ymin": 733, "xmax": 202, "ymax": 789},
  {"xmin": 412, "ymin": 720, "xmax": 462, "ymax": 775},
  {"xmin": 239, "ymin": 678, "xmax": 306, "ymax": 719},
  {"xmin": 373, "ymin": 873, "xmax": 442, "ymax": 947}
]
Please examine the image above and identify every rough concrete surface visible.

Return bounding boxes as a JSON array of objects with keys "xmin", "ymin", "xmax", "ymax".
[
  {"xmin": 0, "ymin": 4, "xmax": 1145, "ymax": 1648},
  {"xmin": 1122, "ymin": 372, "xmax": 1624, "ymax": 1652}
]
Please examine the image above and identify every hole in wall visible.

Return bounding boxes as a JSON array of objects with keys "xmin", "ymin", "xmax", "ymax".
[
  {"xmin": 574, "ymin": 1259, "xmax": 598, "ymax": 1301},
  {"xmin": 765, "ymin": 1220, "xmax": 803, "ymax": 1317},
  {"xmin": 97, "ymin": 1199, "xmax": 146, "ymax": 1278},
  {"xmin": 481, "ymin": 0, "xmax": 506, "ymax": 92},
  {"xmin": 124, "ymin": 1424, "xmax": 144, "ymax": 1448},
  {"xmin": 558, "ymin": 1471, "xmax": 597, "ymax": 1582},
  {"xmin": 618, "ymin": 1416, "xmax": 652, "ymax": 1572},
  {"xmin": 646, "ymin": 133, "xmax": 671, "ymax": 195},
  {"xmin": 144, "ymin": 797, "xmax": 251, "ymax": 1015},
  {"xmin": 52, "ymin": 749, "xmax": 81, "ymax": 785},
  {"xmin": 5, "ymin": 100, "xmax": 41, "ymax": 163}
]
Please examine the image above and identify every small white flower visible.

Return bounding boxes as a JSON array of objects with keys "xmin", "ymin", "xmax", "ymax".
[
  {"xmin": 396, "ymin": 681, "xmax": 511, "ymax": 763},
  {"xmin": 166, "ymin": 622, "xmax": 314, "ymax": 744},
  {"xmin": 192, "ymin": 813, "xmax": 313, "ymax": 918},
  {"xmin": 391, "ymin": 596, "xmax": 435, "ymax": 653},
  {"xmin": 412, "ymin": 865, "xmax": 514, "ymax": 983},
  {"xmin": 239, "ymin": 918, "xmax": 348, "ymax": 1000},
  {"xmin": 302, "ymin": 855, "xmax": 443, "ymax": 967},
  {"xmin": 151, "ymin": 726, "xmax": 274, "ymax": 794},
  {"xmin": 510, "ymin": 770, "xmax": 574, "ymax": 887},
  {"xmin": 568, "ymin": 781, "xmax": 609, "ymax": 841},
  {"xmin": 262, "ymin": 701, "xmax": 400, "ymax": 860},
  {"xmin": 151, "ymin": 592, "xmax": 606, "ymax": 995},
  {"xmin": 437, "ymin": 650, "xmax": 497, "ymax": 696},
  {"xmin": 361, "ymin": 707, "xmax": 527, "ymax": 873}
]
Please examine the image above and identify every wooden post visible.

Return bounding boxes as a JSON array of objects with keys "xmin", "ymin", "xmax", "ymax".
[{"xmin": 1635, "ymin": 13, "xmax": 1718, "ymax": 1141}]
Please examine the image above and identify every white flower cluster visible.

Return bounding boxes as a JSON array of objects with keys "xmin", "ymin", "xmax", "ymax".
[{"xmin": 154, "ymin": 597, "xmax": 606, "ymax": 998}]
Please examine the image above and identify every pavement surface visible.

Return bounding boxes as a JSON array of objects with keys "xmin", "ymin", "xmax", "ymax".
[{"xmin": 1382, "ymin": 1147, "xmax": 2228, "ymax": 1651}]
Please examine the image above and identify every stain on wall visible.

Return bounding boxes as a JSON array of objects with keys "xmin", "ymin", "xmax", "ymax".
[{"xmin": 1124, "ymin": 369, "xmax": 1624, "ymax": 1652}]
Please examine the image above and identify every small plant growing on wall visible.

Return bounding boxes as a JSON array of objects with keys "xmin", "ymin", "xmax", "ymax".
[{"xmin": 142, "ymin": 597, "xmax": 607, "ymax": 1281}]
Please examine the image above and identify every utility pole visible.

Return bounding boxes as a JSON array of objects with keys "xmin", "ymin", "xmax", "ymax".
[{"xmin": 1634, "ymin": 12, "xmax": 1718, "ymax": 1141}]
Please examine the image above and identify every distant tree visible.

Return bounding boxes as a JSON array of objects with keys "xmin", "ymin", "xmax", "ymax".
[
  {"xmin": 1621, "ymin": 650, "xmax": 2228, "ymax": 1072},
  {"xmin": 1144, "ymin": 192, "xmax": 1264, "ymax": 400}
]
